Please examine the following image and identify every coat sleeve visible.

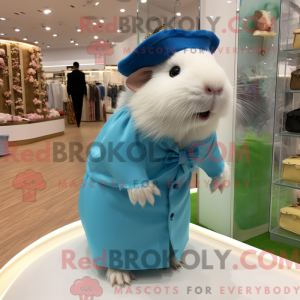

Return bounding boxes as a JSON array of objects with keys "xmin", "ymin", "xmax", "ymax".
[
  {"xmin": 193, "ymin": 132, "xmax": 225, "ymax": 178},
  {"xmin": 87, "ymin": 108, "xmax": 150, "ymax": 189}
]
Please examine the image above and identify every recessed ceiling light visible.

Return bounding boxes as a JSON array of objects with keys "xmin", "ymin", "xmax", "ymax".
[
  {"xmin": 53, "ymin": 34, "xmax": 57, "ymax": 37},
  {"xmin": 94, "ymin": 36, "xmax": 98, "ymax": 39},
  {"xmin": 75, "ymin": 43, "xmax": 79, "ymax": 46},
  {"xmin": 0, "ymin": 18, "xmax": 6, "ymax": 21},
  {"xmin": 95, "ymin": 2, "xmax": 99, "ymax": 5},
  {"xmin": 47, "ymin": 45, "xmax": 50, "ymax": 47},
  {"xmin": 176, "ymin": 12, "xmax": 181, "ymax": 16},
  {"xmin": 45, "ymin": 27, "xmax": 51, "ymax": 30},
  {"xmin": 117, "ymin": 29, "xmax": 122, "ymax": 33},
  {"xmin": 0, "ymin": 33, "xmax": 5, "ymax": 36},
  {"xmin": 70, "ymin": 39, "xmax": 74, "ymax": 43},
  {"xmin": 100, "ymin": 19, "xmax": 104, "ymax": 23},
  {"xmin": 227, "ymin": 0, "xmax": 231, "ymax": 2},
  {"xmin": 44, "ymin": 9, "xmax": 51, "ymax": 14},
  {"xmin": 93, "ymin": 22, "xmax": 97, "ymax": 25},
  {"xmin": 120, "ymin": 9, "xmax": 125, "ymax": 12},
  {"xmin": 112, "ymin": 42, "xmax": 115, "ymax": 44},
  {"xmin": 23, "ymin": 38, "xmax": 27, "ymax": 40},
  {"xmin": 77, "ymin": 29, "xmax": 81, "ymax": 32},
  {"xmin": 15, "ymin": 29, "xmax": 20, "ymax": 32},
  {"xmin": 141, "ymin": 0, "xmax": 147, "ymax": 2},
  {"xmin": 210, "ymin": 16, "xmax": 213, "ymax": 18},
  {"xmin": 34, "ymin": 41, "xmax": 38, "ymax": 44}
]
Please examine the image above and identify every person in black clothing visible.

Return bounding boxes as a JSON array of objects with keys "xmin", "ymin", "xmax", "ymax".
[{"xmin": 67, "ymin": 62, "xmax": 87, "ymax": 127}]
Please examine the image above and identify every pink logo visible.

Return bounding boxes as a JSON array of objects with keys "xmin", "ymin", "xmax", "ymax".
[
  {"xmin": 87, "ymin": 39, "xmax": 114, "ymax": 65},
  {"xmin": 70, "ymin": 276, "xmax": 103, "ymax": 300},
  {"xmin": 13, "ymin": 169, "xmax": 46, "ymax": 202}
]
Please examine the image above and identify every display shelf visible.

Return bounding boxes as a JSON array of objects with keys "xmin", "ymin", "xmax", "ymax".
[
  {"xmin": 276, "ymin": 131, "xmax": 300, "ymax": 137},
  {"xmin": 277, "ymin": 90, "xmax": 300, "ymax": 93},
  {"xmin": 273, "ymin": 179, "xmax": 300, "ymax": 190},
  {"xmin": 270, "ymin": 0, "xmax": 300, "ymax": 247},
  {"xmin": 270, "ymin": 226, "xmax": 300, "ymax": 247}
]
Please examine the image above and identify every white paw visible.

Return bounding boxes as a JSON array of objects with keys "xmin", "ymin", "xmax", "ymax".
[
  {"xmin": 127, "ymin": 181, "xmax": 161, "ymax": 208},
  {"xmin": 170, "ymin": 253, "xmax": 184, "ymax": 271},
  {"xmin": 106, "ymin": 268, "xmax": 137, "ymax": 287},
  {"xmin": 210, "ymin": 163, "xmax": 231, "ymax": 194}
]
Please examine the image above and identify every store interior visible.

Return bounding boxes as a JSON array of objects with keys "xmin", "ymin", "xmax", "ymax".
[{"xmin": 1, "ymin": 0, "xmax": 300, "ymax": 298}]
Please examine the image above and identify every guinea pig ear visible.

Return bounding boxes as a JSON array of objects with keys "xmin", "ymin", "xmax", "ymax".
[{"xmin": 126, "ymin": 67, "xmax": 153, "ymax": 92}]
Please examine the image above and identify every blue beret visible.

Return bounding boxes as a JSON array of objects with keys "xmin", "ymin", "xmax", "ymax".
[{"xmin": 118, "ymin": 29, "xmax": 220, "ymax": 77}]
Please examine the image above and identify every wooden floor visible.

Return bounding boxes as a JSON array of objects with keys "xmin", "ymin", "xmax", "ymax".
[{"xmin": 0, "ymin": 121, "xmax": 197, "ymax": 269}]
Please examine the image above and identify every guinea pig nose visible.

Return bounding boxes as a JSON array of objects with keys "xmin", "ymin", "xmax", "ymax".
[{"xmin": 205, "ymin": 86, "xmax": 223, "ymax": 95}]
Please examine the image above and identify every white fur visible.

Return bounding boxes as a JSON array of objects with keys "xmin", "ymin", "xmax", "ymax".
[
  {"xmin": 106, "ymin": 268, "xmax": 136, "ymax": 287},
  {"xmin": 118, "ymin": 50, "xmax": 233, "ymax": 150},
  {"xmin": 127, "ymin": 181, "xmax": 161, "ymax": 208},
  {"xmin": 210, "ymin": 163, "xmax": 231, "ymax": 194},
  {"xmin": 261, "ymin": 10, "xmax": 272, "ymax": 25}
]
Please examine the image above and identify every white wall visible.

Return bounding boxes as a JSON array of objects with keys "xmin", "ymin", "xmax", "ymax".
[
  {"xmin": 198, "ymin": 0, "xmax": 237, "ymax": 237},
  {"xmin": 42, "ymin": 35, "xmax": 137, "ymax": 72}
]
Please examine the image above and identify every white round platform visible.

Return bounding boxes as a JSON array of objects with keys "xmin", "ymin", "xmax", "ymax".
[{"xmin": 1, "ymin": 223, "xmax": 300, "ymax": 300}]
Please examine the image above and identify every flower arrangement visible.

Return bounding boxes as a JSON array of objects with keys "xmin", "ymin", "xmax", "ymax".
[
  {"xmin": 0, "ymin": 78, "xmax": 3, "ymax": 87},
  {"xmin": 13, "ymin": 85, "xmax": 22, "ymax": 94},
  {"xmin": 0, "ymin": 58, "xmax": 5, "ymax": 69},
  {"xmin": 4, "ymin": 99, "xmax": 12, "ymax": 110},
  {"xmin": 11, "ymin": 44, "xmax": 23, "ymax": 115},
  {"xmin": 25, "ymin": 113, "xmax": 44, "ymax": 120},
  {"xmin": 4, "ymin": 91, "xmax": 11, "ymax": 98},
  {"xmin": 33, "ymin": 98, "xmax": 42, "ymax": 105},
  {"xmin": 0, "ymin": 113, "xmax": 12, "ymax": 123},
  {"xmin": 27, "ymin": 68, "xmax": 36, "ymax": 75},
  {"xmin": 11, "ymin": 47, "xmax": 19, "ymax": 54},
  {"xmin": 33, "ymin": 79, "xmax": 39, "ymax": 87},
  {"xmin": 13, "ymin": 77, "xmax": 20, "ymax": 83},
  {"xmin": 0, "ymin": 49, "xmax": 5, "ymax": 57}
]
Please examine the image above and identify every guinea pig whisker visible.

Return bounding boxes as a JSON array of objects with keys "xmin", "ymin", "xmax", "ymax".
[{"xmin": 237, "ymin": 97, "xmax": 270, "ymax": 119}]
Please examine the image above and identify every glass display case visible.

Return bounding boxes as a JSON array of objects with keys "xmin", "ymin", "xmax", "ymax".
[{"xmin": 270, "ymin": 0, "xmax": 300, "ymax": 247}]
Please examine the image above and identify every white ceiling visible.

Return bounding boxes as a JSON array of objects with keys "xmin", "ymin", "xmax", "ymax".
[{"xmin": 0, "ymin": 0, "xmax": 199, "ymax": 50}]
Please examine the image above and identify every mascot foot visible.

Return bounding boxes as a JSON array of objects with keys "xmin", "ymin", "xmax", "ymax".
[
  {"xmin": 170, "ymin": 254, "xmax": 184, "ymax": 271},
  {"xmin": 106, "ymin": 268, "xmax": 137, "ymax": 287}
]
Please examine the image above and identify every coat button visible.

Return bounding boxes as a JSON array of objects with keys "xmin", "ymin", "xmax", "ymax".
[
  {"xmin": 170, "ymin": 213, "xmax": 175, "ymax": 220},
  {"xmin": 173, "ymin": 183, "xmax": 179, "ymax": 190}
]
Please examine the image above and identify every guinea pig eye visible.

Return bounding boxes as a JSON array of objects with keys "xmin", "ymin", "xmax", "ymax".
[{"xmin": 169, "ymin": 66, "xmax": 180, "ymax": 78}]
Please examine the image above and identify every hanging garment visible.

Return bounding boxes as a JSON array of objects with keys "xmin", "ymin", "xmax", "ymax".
[
  {"xmin": 61, "ymin": 84, "xmax": 68, "ymax": 103},
  {"xmin": 46, "ymin": 84, "xmax": 54, "ymax": 109},
  {"xmin": 52, "ymin": 82, "xmax": 64, "ymax": 111},
  {"xmin": 98, "ymin": 84, "xmax": 105, "ymax": 100},
  {"xmin": 82, "ymin": 84, "xmax": 90, "ymax": 122}
]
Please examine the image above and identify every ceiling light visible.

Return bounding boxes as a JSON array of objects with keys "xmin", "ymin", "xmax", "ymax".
[
  {"xmin": 141, "ymin": 0, "xmax": 147, "ymax": 2},
  {"xmin": 53, "ymin": 34, "xmax": 57, "ymax": 37},
  {"xmin": 112, "ymin": 42, "xmax": 115, "ymax": 44},
  {"xmin": 0, "ymin": 18, "xmax": 6, "ymax": 21},
  {"xmin": 23, "ymin": 38, "xmax": 27, "ymax": 40},
  {"xmin": 227, "ymin": 1, "xmax": 231, "ymax": 2},
  {"xmin": 44, "ymin": 9, "xmax": 51, "ymax": 14},
  {"xmin": 75, "ymin": 43, "xmax": 79, "ymax": 46},
  {"xmin": 100, "ymin": 19, "xmax": 104, "ymax": 23},
  {"xmin": 34, "ymin": 41, "xmax": 38, "ymax": 44},
  {"xmin": 15, "ymin": 29, "xmax": 20, "ymax": 32},
  {"xmin": 210, "ymin": 16, "xmax": 213, "ymax": 18},
  {"xmin": 117, "ymin": 29, "xmax": 122, "ymax": 33},
  {"xmin": 94, "ymin": 36, "xmax": 98, "ymax": 39},
  {"xmin": 45, "ymin": 27, "xmax": 51, "ymax": 30},
  {"xmin": 0, "ymin": 33, "xmax": 5, "ymax": 36},
  {"xmin": 47, "ymin": 45, "xmax": 50, "ymax": 48},
  {"xmin": 70, "ymin": 39, "xmax": 74, "ymax": 43},
  {"xmin": 95, "ymin": 2, "xmax": 99, "ymax": 5},
  {"xmin": 120, "ymin": 9, "xmax": 125, "ymax": 12},
  {"xmin": 176, "ymin": 12, "xmax": 181, "ymax": 16},
  {"xmin": 77, "ymin": 29, "xmax": 81, "ymax": 32}
]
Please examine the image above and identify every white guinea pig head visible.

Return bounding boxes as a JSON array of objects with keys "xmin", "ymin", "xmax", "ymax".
[{"xmin": 126, "ymin": 49, "xmax": 233, "ymax": 145}]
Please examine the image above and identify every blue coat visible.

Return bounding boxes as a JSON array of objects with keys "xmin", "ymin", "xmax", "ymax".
[{"xmin": 79, "ymin": 106, "xmax": 224, "ymax": 270}]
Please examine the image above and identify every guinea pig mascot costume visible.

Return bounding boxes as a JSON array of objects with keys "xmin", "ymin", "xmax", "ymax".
[{"xmin": 79, "ymin": 27, "xmax": 232, "ymax": 287}]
